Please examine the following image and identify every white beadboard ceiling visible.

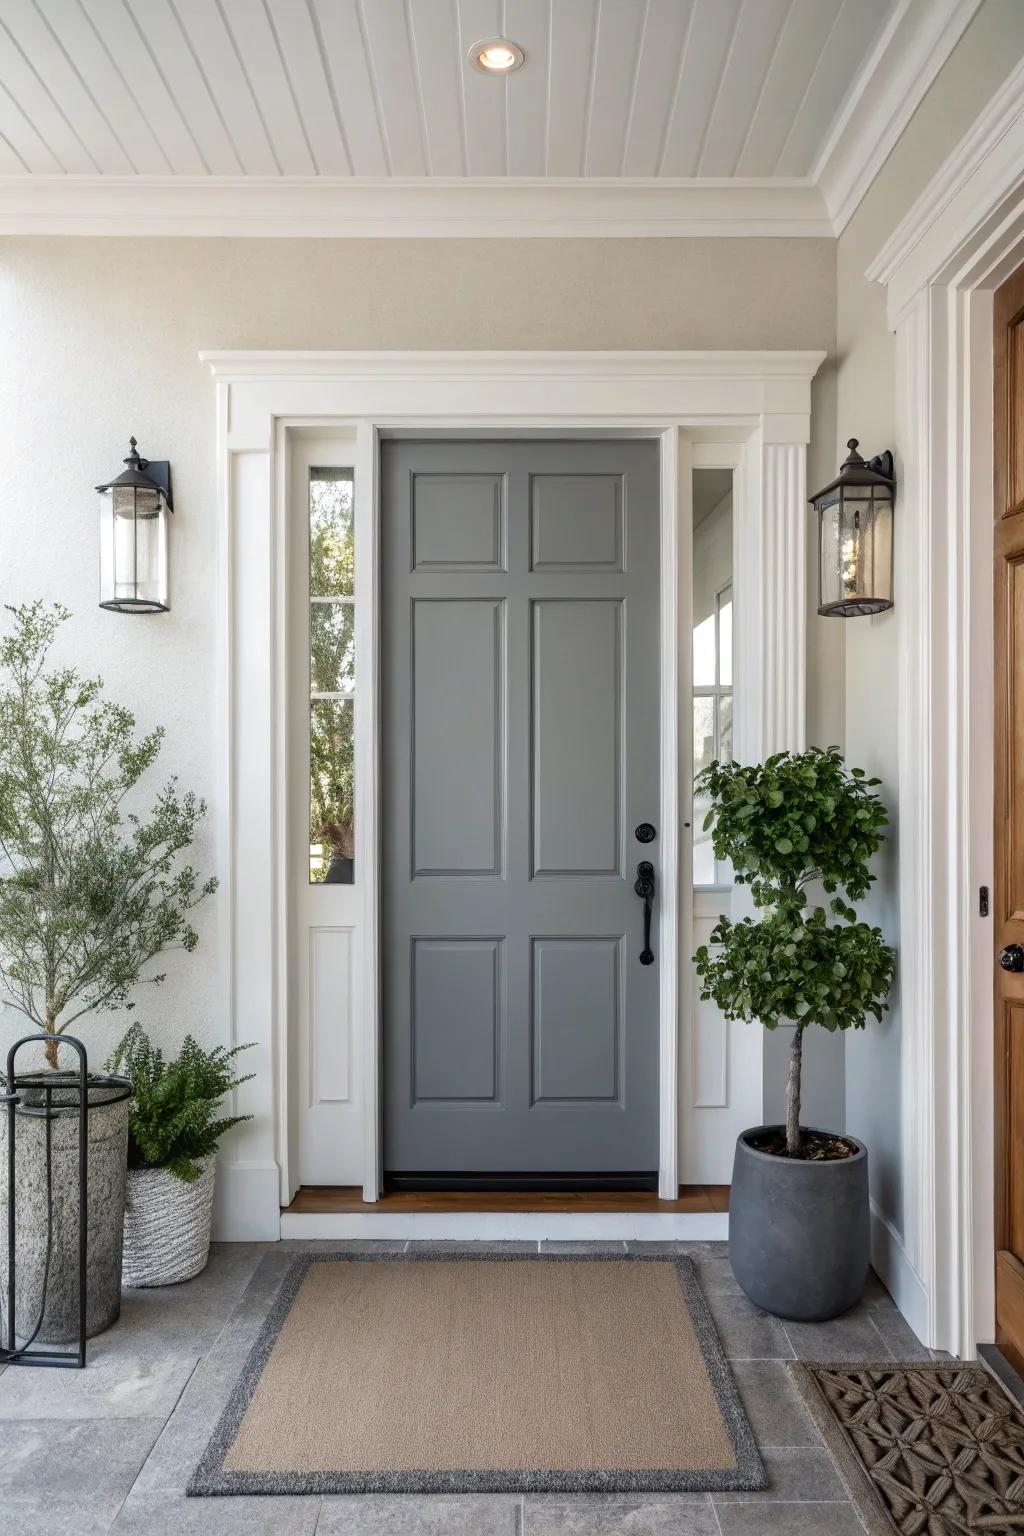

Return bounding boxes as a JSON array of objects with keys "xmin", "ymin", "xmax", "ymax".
[{"xmin": 0, "ymin": 0, "xmax": 984, "ymax": 236}]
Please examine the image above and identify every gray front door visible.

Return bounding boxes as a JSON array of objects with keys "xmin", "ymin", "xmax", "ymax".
[{"xmin": 382, "ymin": 439, "xmax": 660, "ymax": 1179}]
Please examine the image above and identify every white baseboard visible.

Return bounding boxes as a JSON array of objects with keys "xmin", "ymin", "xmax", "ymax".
[
  {"xmin": 212, "ymin": 1158, "xmax": 281, "ymax": 1241},
  {"xmin": 278, "ymin": 1211, "xmax": 730, "ymax": 1243},
  {"xmin": 871, "ymin": 1197, "xmax": 930, "ymax": 1343}
]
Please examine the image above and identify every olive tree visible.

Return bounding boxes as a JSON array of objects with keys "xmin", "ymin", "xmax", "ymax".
[
  {"xmin": 0, "ymin": 602, "xmax": 216, "ymax": 1069},
  {"xmin": 693, "ymin": 747, "xmax": 895, "ymax": 1155}
]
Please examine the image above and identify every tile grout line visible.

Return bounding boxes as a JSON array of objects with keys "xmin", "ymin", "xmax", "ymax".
[{"xmin": 104, "ymin": 1354, "xmax": 203, "ymax": 1532}]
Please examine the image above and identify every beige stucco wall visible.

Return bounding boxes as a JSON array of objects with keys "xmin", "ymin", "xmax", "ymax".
[
  {"xmin": 0, "ymin": 236, "xmax": 837, "ymax": 1099},
  {"xmin": 837, "ymin": 0, "xmax": 1024, "ymax": 1238}
]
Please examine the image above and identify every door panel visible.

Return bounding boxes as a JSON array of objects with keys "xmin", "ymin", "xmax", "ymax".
[
  {"xmin": 411, "ymin": 598, "xmax": 504, "ymax": 877},
  {"xmin": 531, "ymin": 599, "xmax": 622, "ymax": 878},
  {"xmin": 995, "ymin": 262, "xmax": 1024, "ymax": 1371},
  {"xmin": 382, "ymin": 439, "xmax": 660, "ymax": 1178}
]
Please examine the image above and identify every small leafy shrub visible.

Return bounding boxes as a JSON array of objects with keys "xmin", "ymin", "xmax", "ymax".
[
  {"xmin": 694, "ymin": 747, "xmax": 896, "ymax": 1156},
  {"xmin": 109, "ymin": 1024, "xmax": 254, "ymax": 1182}
]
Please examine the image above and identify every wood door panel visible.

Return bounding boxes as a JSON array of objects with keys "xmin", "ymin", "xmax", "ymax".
[{"xmin": 994, "ymin": 262, "xmax": 1024, "ymax": 1367}]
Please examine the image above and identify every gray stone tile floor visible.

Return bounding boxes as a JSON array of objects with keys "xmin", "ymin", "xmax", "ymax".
[{"xmin": 0, "ymin": 1238, "xmax": 943, "ymax": 1533}]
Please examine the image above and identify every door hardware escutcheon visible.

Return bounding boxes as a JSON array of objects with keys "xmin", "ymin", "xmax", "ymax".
[
  {"xmin": 635, "ymin": 822, "xmax": 656, "ymax": 843},
  {"xmin": 635, "ymin": 860, "xmax": 655, "ymax": 966},
  {"xmin": 1000, "ymin": 943, "xmax": 1024, "ymax": 973}
]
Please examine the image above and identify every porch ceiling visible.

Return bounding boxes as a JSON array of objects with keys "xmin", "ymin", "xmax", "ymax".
[{"xmin": 0, "ymin": 0, "xmax": 981, "ymax": 238}]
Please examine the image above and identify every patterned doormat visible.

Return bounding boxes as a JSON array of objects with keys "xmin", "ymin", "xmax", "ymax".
[{"xmin": 790, "ymin": 1360, "xmax": 1024, "ymax": 1535}]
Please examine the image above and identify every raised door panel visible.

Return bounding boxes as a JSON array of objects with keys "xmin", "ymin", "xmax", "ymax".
[
  {"xmin": 411, "ymin": 938, "xmax": 501, "ymax": 1103},
  {"xmin": 412, "ymin": 598, "xmax": 505, "ymax": 878},
  {"xmin": 412, "ymin": 472, "xmax": 506, "ymax": 572},
  {"xmin": 531, "ymin": 599, "xmax": 622, "ymax": 878},
  {"xmin": 531, "ymin": 937, "xmax": 621, "ymax": 1103},
  {"xmin": 530, "ymin": 474, "xmax": 623, "ymax": 571}
]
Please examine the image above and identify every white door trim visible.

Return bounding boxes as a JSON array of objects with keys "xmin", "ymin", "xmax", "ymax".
[
  {"xmin": 865, "ymin": 64, "xmax": 1024, "ymax": 1354},
  {"xmin": 202, "ymin": 351, "xmax": 823, "ymax": 1240}
]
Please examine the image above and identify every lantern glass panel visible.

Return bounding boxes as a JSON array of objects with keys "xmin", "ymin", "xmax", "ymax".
[
  {"xmin": 819, "ymin": 485, "xmax": 892, "ymax": 617},
  {"xmin": 99, "ymin": 483, "xmax": 170, "ymax": 612}
]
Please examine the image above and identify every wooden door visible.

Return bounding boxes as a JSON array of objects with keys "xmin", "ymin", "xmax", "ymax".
[
  {"xmin": 995, "ymin": 262, "xmax": 1024, "ymax": 1372},
  {"xmin": 380, "ymin": 440, "xmax": 661, "ymax": 1183}
]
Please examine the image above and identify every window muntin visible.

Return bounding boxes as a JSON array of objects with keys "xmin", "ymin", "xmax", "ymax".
[{"xmin": 309, "ymin": 469, "xmax": 355, "ymax": 884}]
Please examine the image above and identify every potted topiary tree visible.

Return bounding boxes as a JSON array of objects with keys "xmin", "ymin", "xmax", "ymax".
[
  {"xmin": 109, "ymin": 1024, "xmax": 253, "ymax": 1287},
  {"xmin": 0, "ymin": 602, "xmax": 216, "ymax": 1340},
  {"xmin": 694, "ymin": 747, "xmax": 896, "ymax": 1321}
]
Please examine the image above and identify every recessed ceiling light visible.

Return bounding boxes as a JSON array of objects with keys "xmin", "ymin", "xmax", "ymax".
[{"xmin": 469, "ymin": 38, "xmax": 525, "ymax": 74}]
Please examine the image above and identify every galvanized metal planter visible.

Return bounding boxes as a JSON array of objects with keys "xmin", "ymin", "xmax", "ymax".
[{"xmin": 122, "ymin": 1154, "xmax": 216, "ymax": 1288}]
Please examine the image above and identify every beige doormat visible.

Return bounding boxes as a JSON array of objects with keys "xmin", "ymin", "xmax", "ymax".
[
  {"xmin": 189, "ymin": 1252, "xmax": 765, "ymax": 1496},
  {"xmin": 790, "ymin": 1361, "xmax": 1024, "ymax": 1535}
]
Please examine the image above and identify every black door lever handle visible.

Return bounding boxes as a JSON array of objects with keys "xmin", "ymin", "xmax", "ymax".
[{"xmin": 634, "ymin": 860, "xmax": 655, "ymax": 965}]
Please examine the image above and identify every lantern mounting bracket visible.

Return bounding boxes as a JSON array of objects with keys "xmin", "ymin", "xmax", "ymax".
[
  {"xmin": 865, "ymin": 449, "xmax": 894, "ymax": 481},
  {"xmin": 140, "ymin": 459, "xmax": 173, "ymax": 512}
]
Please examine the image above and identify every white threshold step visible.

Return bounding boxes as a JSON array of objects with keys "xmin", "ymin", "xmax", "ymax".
[{"xmin": 278, "ymin": 1210, "xmax": 730, "ymax": 1242}]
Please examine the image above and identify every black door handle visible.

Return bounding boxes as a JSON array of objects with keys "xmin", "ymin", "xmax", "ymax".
[
  {"xmin": 1000, "ymin": 944, "xmax": 1024, "ymax": 972},
  {"xmin": 634, "ymin": 860, "xmax": 655, "ymax": 966}
]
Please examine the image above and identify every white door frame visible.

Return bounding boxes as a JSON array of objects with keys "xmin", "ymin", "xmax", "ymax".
[
  {"xmin": 865, "ymin": 60, "xmax": 1024, "ymax": 1354},
  {"xmin": 201, "ymin": 351, "xmax": 823, "ymax": 1241}
]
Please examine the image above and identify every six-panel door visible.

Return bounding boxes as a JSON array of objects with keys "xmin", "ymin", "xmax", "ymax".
[{"xmin": 381, "ymin": 440, "xmax": 660, "ymax": 1179}]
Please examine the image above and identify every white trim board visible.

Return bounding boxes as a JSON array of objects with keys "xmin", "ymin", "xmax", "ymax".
[
  {"xmin": 0, "ymin": 175, "xmax": 832, "ymax": 239},
  {"xmin": 204, "ymin": 350, "xmax": 822, "ymax": 1241},
  {"xmin": 815, "ymin": 0, "xmax": 983, "ymax": 235}
]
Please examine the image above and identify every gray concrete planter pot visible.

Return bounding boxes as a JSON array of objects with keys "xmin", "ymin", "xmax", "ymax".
[
  {"xmin": 729, "ymin": 1125, "xmax": 869, "ymax": 1322},
  {"xmin": 0, "ymin": 1081, "xmax": 131, "ymax": 1343}
]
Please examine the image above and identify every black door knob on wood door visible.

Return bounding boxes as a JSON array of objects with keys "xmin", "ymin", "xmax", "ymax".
[{"xmin": 999, "ymin": 944, "xmax": 1024, "ymax": 972}]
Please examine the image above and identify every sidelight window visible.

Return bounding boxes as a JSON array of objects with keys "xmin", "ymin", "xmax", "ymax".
[
  {"xmin": 692, "ymin": 470, "xmax": 734, "ymax": 888},
  {"xmin": 308, "ymin": 467, "xmax": 355, "ymax": 884}
]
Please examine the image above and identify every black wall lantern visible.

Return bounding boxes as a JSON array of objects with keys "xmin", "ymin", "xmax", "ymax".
[
  {"xmin": 809, "ymin": 438, "xmax": 895, "ymax": 618},
  {"xmin": 96, "ymin": 438, "xmax": 172, "ymax": 613}
]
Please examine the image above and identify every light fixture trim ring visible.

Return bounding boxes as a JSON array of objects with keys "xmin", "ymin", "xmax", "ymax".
[{"xmin": 469, "ymin": 37, "xmax": 526, "ymax": 73}]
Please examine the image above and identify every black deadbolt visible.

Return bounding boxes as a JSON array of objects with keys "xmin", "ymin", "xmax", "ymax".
[{"xmin": 635, "ymin": 822, "xmax": 656, "ymax": 844}]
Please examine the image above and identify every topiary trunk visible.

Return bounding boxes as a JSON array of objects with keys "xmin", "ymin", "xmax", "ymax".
[{"xmin": 786, "ymin": 1023, "xmax": 804, "ymax": 1155}]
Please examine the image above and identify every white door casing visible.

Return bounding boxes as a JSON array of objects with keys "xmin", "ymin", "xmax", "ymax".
[
  {"xmin": 203, "ymin": 352, "xmax": 823, "ymax": 1241},
  {"xmin": 864, "ymin": 58, "xmax": 1024, "ymax": 1354}
]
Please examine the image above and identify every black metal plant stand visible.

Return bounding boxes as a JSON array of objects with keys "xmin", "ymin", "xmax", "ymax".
[{"xmin": 0, "ymin": 1035, "xmax": 129, "ymax": 1370}]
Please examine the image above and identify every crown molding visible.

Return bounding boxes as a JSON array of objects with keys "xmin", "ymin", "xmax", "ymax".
[
  {"xmin": 814, "ymin": 0, "xmax": 983, "ymax": 236},
  {"xmin": 0, "ymin": 174, "xmax": 832, "ymax": 238},
  {"xmin": 199, "ymin": 348, "xmax": 828, "ymax": 383},
  {"xmin": 866, "ymin": 54, "xmax": 1024, "ymax": 325}
]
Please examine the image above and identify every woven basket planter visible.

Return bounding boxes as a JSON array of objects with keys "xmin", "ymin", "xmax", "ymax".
[{"xmin": 122, "ymin": 1154, "xmax": 216, "ymax": 1288}]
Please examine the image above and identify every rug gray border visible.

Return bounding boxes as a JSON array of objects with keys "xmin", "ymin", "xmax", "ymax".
[
  {"xmin": 788, "ymin": 1359, "xmax": 1003, "ymax": 1536},
  {"xmin": 188, "ymin": 1250, "xmax": 767, "ymax": 1497}
]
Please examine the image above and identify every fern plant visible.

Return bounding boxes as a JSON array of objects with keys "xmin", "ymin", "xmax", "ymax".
[{"xmin": 108, "ymin": 1024, "xmax": 254, "ymax": 1182}]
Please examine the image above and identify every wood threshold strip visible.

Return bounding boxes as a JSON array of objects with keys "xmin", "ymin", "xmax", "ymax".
[{"xmin": 285, "ymin": 1185, "xmax": 730, "ymax": 1215}]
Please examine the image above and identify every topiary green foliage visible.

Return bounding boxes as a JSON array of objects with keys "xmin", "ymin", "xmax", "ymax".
[
  {"xmin": 694, "ymin": 747, "xmax": 896, "ymax": 1157},
  {"xmin": 0, "ymin": 602, "xmax": 217, "ymax": 1070},
  {"xmin": 108, "ymin": 1023, "xmax": 254, "ymax": 1182}
]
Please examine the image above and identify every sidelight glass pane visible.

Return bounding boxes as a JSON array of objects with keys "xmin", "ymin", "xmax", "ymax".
[
  {"xmin": 718, "ymin": 587, "xmax": 732, "ymax": 687},
  {"xmin": 309, "ymin": 699, "xmax": 355, "ymax": 884},
  {"xmin": 311, "ymin": 601, "xmax": 355, "ymax": 695},
  {"xmin": 693, "ymin": 613, "xmax": 716, "ymax": 687},
  {"xmin": 693, "ymin": 695, "xmax": 716, "ymax": 781},
  {"xmin": 310, "ymin": 469, "xmax": 355, "ymax": 597},
  {"xmin": 719, "ymin": 693, "xmax": 733, "ymax": 766}
]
